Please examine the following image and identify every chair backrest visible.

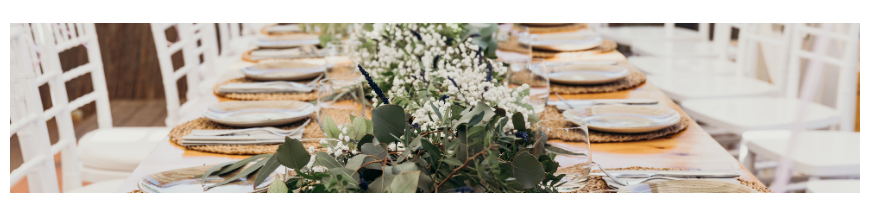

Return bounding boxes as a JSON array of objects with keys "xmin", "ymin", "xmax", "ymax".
[
  {"xmin": 151, "ymin": 23, "xmax": 219, "ymax": 126},
  {"xmin": 732, "ymin": 23, "xmax": 794, "ymax": 88},
  {"xmin": 593, "ymin": 23, "xmax": 711, "ymax": 40},
  {"xmin": 783, "ymin": 23, "xmax": 860, "ymax": 131},
  {"xmin": 216, "ymin": 23, "xmax": 256, "ymax": 57},
  {"xmin": 10, "ymin": 23, "xmax": 110, "ymax": 192}
]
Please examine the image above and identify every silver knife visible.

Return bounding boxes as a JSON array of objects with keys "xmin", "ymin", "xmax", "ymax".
[
  {"xmin": 551, "ymin": 99, "xmax": 659, "ymax": 111},
  {"xmin": 589, "ymin": 172, "xmax": 739, "ymax": 179}
]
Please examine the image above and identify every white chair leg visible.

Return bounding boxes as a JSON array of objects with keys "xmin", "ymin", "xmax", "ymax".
[{"xmin": 738, "ymin": 141, "xmax": 757, "ymax": 174}]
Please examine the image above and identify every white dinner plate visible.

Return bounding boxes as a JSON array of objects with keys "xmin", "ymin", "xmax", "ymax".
[
  {"xmin": 562, "ymin": 105, "xmax": 681, "ymax": 133},
  {"xmin": 548, "ymin": 64, "xmax": 631, "ymax": 85},
  {"xmin": 203, "ymin": 100, "xmax": 315, "ymax": 127},
  {"xmin": 524, "ymin": 34, "xmax": 603, "ymax": 52},
  {"xmin": 138, "ymin": 163, "xmax": 278, "ymax": 193},
  {"xmin": 241, "ymin": 59, "xmax": 326, "ymax": 81}
]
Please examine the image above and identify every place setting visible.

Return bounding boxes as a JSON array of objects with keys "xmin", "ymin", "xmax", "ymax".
[
  {"xmin": 215, "ymin": 58, "xmax": 325, "ymax": 101},
  {"xmin": 242, "ymin": 24, "xmax": 322, "ymax": 63}
]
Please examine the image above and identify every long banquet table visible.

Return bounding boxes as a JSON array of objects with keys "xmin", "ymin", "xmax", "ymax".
[{"xmin": 116, "ymin": 50, "xmax": 764, "ymax": 192}]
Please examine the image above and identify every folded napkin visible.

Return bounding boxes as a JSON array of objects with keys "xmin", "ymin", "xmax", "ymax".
[
  {"xmin": 265, "ymin": 24, "xmax": 302, "ymax": 34},
  {"xmin": 255, "ymin": 34, "xmax": 320, "ymax": 49},
  {"xmin": 550, "ymin": 99, "xmax": 659, "ymax": 111},
  {"xmin": 216, "ymin": 81, "xmax": 315, "ymax": 94},
  {"xmin": 250, "ymin": 47, "xmax": 320, "ymax": 60},
  {"xmin": 180, "ymin": 128, "xmax": 303, "ymax": 146}
]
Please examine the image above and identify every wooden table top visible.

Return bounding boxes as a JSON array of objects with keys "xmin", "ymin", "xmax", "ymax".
[{"xmin": 116, "ymin": 51, "xmax": 762, "ymax": 192}]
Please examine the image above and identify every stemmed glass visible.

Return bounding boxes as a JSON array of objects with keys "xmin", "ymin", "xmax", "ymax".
[
  {"xmin": 533, "ymin": 119, "xmax": 592, "ymax": 192},
  {"xmin": 496, "ymin": 24, "xmax": 531, "ymax": 62},
  {"xmin": 317, "ymin": 78, "xmax": 368, "ymax": 132},
  {"xmin": 506, "ymin": 59, "xmax": 550, "ymax": 114},
  {"xmin": 325, "ymin": 41, "xmax": 362, "ymax": 81}
]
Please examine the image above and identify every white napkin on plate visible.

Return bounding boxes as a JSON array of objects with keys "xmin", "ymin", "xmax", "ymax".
[
  {"xmin": 216, "ymin": 81, "xmax": 315, "ymax": 94},
  {"xmin": 265, "ymin": 24, "xmax": 302, "ymax": 34},
  {"xmin": 180, "ymin": 128, "xmax": 303, "ymax": 146},
  {"xmin": 550, "ymin": 99, "xmax": 659, "ymax": 111}
]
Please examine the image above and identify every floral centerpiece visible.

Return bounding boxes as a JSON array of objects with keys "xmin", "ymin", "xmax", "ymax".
[{"xmin": 198, "ymin": 23, "xmax": 562, "ymax": 193}]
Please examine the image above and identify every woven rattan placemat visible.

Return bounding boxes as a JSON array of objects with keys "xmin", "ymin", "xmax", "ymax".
[
  {"xmin": 213, "ymin": 77, "xmax": 319, "ymax": 101},
  {"xmin": 524, "ymin": 23, "xmax": 588, "ymax": 34},
  {"xmin": 550, "ymin": 66, "xmax": 646, "ymax": 94},
  {"xmin": 538, "ymin": 105, "xmax": 689, "ymax": 143},
  {"xmin": 168, "ymin": 108, "xmax": 356, "ymax": 155},
  {"xmin": 556, "ymin": 166, "xmax": 771, "ymax": 193}
]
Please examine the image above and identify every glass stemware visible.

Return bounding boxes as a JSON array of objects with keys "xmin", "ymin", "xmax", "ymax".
[
  {"xmin": 324, "ymin": 41, "xmax": 362, "ymax": 82},
  {"xmin": 316, "ymin": 78, "xmax": 368, "ymax": 132},
  {"xmin": 533, "ymin": 119, "xmax": 592, "ymax": 190},
  {"xmin": 506, "ymin": 59, "xmax": 550, "ymax": 114},
  {"xmin": 496, "ymin": 24, "xmax": 531, "ymax": 62}
]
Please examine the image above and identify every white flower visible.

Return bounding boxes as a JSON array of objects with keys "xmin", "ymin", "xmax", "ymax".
[{"xmin": 307, "ymin": 146, "xmax": 317, "ymax": 154}]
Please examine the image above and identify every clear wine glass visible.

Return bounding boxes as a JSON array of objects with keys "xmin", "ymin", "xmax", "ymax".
[
  {"xmin": 533, "ymin": 119, "xmax": 592, "ymax": 191},
  {"xmin": 506, "ymin": 59, "xmax": 550, "ymax": 114}
]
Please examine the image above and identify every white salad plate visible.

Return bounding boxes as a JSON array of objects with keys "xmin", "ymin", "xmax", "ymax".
[
  {"xmin": 562, "ymin": 105, "xmax": 681, "ymax": 133},
  {"xmin": 548, "ymin": 64, "xmax": 631, "ymax": 85},
  {"xmin": 138, "ymin": 163, "xmax": 278, "ymax": 193},
  {"xmin": 523, "ymin": 34, "xmax": 603, "ymax": 52},
  {"xmin": 203, "ymin": 100, "xmax": 315, "ymax": 127},
  {"xmin": 241, "ymin": 59, "xmax": 326, "ymax": 81}
]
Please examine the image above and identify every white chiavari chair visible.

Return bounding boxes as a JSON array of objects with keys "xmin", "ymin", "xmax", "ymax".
[
  {"xmin": 629, "ymin": 23, "xmax": 736, "ymax": 58},
  {"xmin": 150, "ymin": 23, "xmax": 221, "ymax": 125},
  {"xmin": 669, "ymin": 24, "xmax": 859, "ymax": 191},
  {"xmin": 11, "ymin": 23, "xmax": 168, "ymax": 192},
  {"xmin": 591, "ymin": 23, "xmax": 709, "ymax": 47}
]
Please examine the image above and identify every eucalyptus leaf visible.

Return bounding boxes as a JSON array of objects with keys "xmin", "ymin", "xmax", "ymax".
[
  {"xmin": 266, "ymin": 176, "xmax": 289, "ymax": 193},
  {"xmin": 314, "ymin": 151, "xmax": 343, "ymax": 169},
  {"xmin": 453, "ymin": 102, "xmax": 495, "ymax": 128},
  {"xmin": 254, "ymin": 154, "xmax": 281, "ymax": 187},
  {"xmin": 361, "ymin": 143, "xmax": 387, "ymax": 160},
  {"xmin": 510, "ymin": 152, "xmax": 545, "ymax": 189},
  {"xmin": 276, "ymin": 138, "xmax": 311, "ymax": 171},
  {"xmin": 351, "ymin": 116, "xmax": 367, "ymax": 140},
  {"xmin": 442, "ymin": 157, "xmax": 463, "ymax": 166},
  {"xmin": 216, "ymin": 154, "xmax": 271, "ymax": 176},
  {"xmin": 200, "ymin": 161, "xmax": 234, "ymax": 185},
  {"xmin": 389, "ymin": 171, "xmax": 420, "ymax": 193},
  {"xmin": 205, "ymin": 159, "xmax": 268, "ymax": 191},
  {"xmin": 368, "ymin": 176, "xmax": 392, "ymax": 193},
  {"xmin": 371, "ymin": 105, "xmax": 406, "ymax": 143},
  {"xmin": 421, "ymin": 139, "xmax": 442, "ymax": 161},
  {"xmin": 357, "ymin": 134, "xmax": 374, "ymax": 151},
  {"xmin": 323, "ymin": 115, "xmax": 341, "ymax": 138},
  {"xmin": 511, "ymin": 112, "xmax": 526, "ymax": 131}
]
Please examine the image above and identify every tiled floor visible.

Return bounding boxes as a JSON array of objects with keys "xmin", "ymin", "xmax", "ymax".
[{"xmin": 10, "ymin": 99, "xmax": 168, "ymax": 193}]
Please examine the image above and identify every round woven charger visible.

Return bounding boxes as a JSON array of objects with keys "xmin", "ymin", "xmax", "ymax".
[
  {"xmin": 538, "ymin": 105, "xmax": 689, "ymax": 143},
  {"xmin": 550, "ymin": 69, "xmax": 646, "ymax": 94},
  {"xmin": 168, "ymin": 117, "xmax": 323, "ymax": 155},
  {"xmin": 556, "ymin": 166, "xmax": 771, "ymax": 193},
  {"xmin": 523, "ymin": 23, "xmax": 588, "ymax": 34},
  {"xmin": 214, "ymin": 77, "xmax": 319, "ymax": 101},
  {"xmin": 532, "ymin": 40, "xmax": 618, "ymax": 59}
]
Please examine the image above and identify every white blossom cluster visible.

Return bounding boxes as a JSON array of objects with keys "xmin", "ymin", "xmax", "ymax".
[{"xmin": 353, "ymin": 23, "xmax": 533, "ymax": 130}]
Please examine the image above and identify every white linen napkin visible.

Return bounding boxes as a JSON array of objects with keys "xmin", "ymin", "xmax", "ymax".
[
  {"xmin": 265, "ymin": 24, "xmax": 302, "ymax": 34},
  {"xmin": 180, "ymin": 128, "xmax": 303, "ymax": 146},
  {"xmin": 216, "ymin": 81, "xmax": 314, "ymax": 94}
]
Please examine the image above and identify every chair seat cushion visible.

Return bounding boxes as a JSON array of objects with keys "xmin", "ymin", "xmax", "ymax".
[
  {"xmin": 65, "ymin": 179, "xmax": 126, "ymax": 193},
  {"xmin": 628, "ymin": 56, "xmax": 736, "ymax": 76},
  {"xmin": 743, "ymin": 130, "xmax": 858, "ymax": 176},
  {"xmin": 681, "ymin": 97, "xmax": 840, "ymax": 133},
  {"xmin": 648, "ymin": 75, "xmax": 777, "ymax": 102},
  {"xmin": 78, "ymin": 127, "xmax": 171, "ymax": 172},
  {"xmin": 807, "ymin": 179, "xmax": 859, "ymax": 193}
]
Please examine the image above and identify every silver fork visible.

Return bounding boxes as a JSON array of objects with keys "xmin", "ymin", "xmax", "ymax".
[
  {"xmin": 554, "ymin": 92, "xmax": 575, "ymax": 110},
  {"xmin": 595, "ymin": 162, "xmax": 629, "ymax": 186},
  {"xmin": 192, "ymin": 119, "xmax": 311, "ymax": 137},
  {"xmin": 306, "ymin": 74, "xmax": 324, "ymax": 87}
]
